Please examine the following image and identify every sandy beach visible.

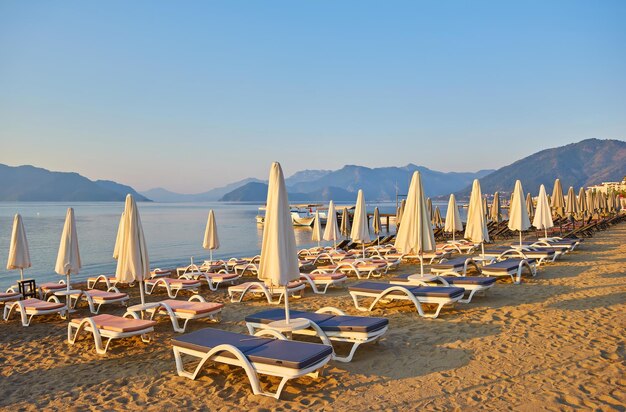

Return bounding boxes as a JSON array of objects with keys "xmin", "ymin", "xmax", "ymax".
[{"xmin": 1, "ymin": 224, "xmax": 624, "ymax": 411}]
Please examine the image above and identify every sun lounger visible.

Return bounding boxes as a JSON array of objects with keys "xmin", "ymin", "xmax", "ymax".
[
  {"xmin": 389, "ymin": 273, "xmax": 496, "ymax": 303},
  {"xmin": 234, "ymin": 262, "xmax": 259, "ymax": 276},
  {"xmin": 38, "ymin": 281, "xmax": 67, "ymax": 300},
  {"xmin": 177, "ymin": 265, "xmax": 242, "ymax": 291},
  {"xmin": 0, "ymin": 291, "xmax": 21, "ymax": 303},
  {"xmin": 429, "ymin": 257, "xmax": 481, "ymax": 276},
  {"xmin": 480, "ymin": 258, "xmax": 537, "ymax": 284},
  {"xmin": 228, "ymin": 281, "xmax": 305, "ymax": 304},
  {"xmin": 4, "ymin": 297, "xmax": 67, "ymax": 326},
  {"xmin": 315, "ymin": 260, "xmax": 389, "ymax": 279},
  {"xmin": 67, "ymin": 314, "xmax": 156, "ymax": 354},
  {"xmin": 299, "ymin": 272, "xmax": 348, "ymax": 294},
  {"xmin": 482, "ymin": 247, "xmax": 558, "ymax": 265},
  {"xmin": 245, "ymin": 307, "xmax": 388, "ymax": 362},
  {"xmin": 126, "ymin": 295, "xmax": 223, "ymax": 333},
  {"xmin": 69, "ymin": 288, "xmax": 130, "ymax": 314},
  {"xmin": 440, "ymin": 240, "xmax": 478, "ymax": 255},
  {"xmin": 348, "ymin": 281, "xmax": 465, "ymax": 318},
  {"xmin": 172, "ymin": 328, "xmax": 333, "ymax": 399},
  {"xmin": 145, "ymin": 277, "xmax": 201, "ymax": 298}
]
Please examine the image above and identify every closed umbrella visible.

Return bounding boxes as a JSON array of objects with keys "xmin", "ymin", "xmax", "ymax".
[
  {"xmin": 394, "ymin": 171, "xmax": 435, "ymax": 275},
  {"xmin": 482, "ymin": 197, "xmax": 490, "ymax": 221},
  {"xmin": 577, "ymin": 187, "xmax": 587, "ymax": 220},
  {"xmin": 113, "ymin": 212, "xmax": 125, "ymax": 260},
  {"xmin": 115, "ymin": 194, "xmax": 150, "ymax": 306},
  {"xmin": 465, "ymin": 179, "xmax": 490, "ymax": 257},
  {"xmin": 526, "ymin": 193, "xmax": 535, "ymax": 221},
  {"xmin": 7, "ymin": 214, "xmax": 31, "ymax": 282},
  {"xmin": 55, "ymin": 208, "xmax": 81, "ymax": 315},
  {"xmin": 323, "ymin": 200, "xmax": 341, "ymax": 249},
  {"xmin": 311, "ymin": 210, "xmax": 323, "ymax": 248},
  {"xmin": 350, "ymin": 189, "xmax": 371, "ymax": 257},
  {"xmin": 433, "ymin": 206, "xmax": 443, "ymax": 228},
  {"xmin": 551, "ymin": 179, "xmax": 565, "ymax": 218},
  {"xmin": 607, "ymin": 192, "xmax": 616, "ymax": 214},
  {"xmin": 258, "ymin": 162, "xmax": 300, "ymax": 325},
  {"xmin": 508, "ymin": 180, "xmax": 531, "ymax": 246},
  {"xmin": 533, "ymin": 185, "xmax": 553, "ymax": 238},
  {"xmin": 372, "ymin": 207, "xmax": 382, "ymax": 245},
  {"xmin": 203, "ymin": 210, "xmax": 220, "ymax": 262},
  {"xmin": 490, "ymin": 192, "xmax": 501, "ymax": 223},
  {"xmin": 444, "ymin": 194, "xmax": 463, "ymax": 242},
  {"xmin": 396, "ymin": 199, "xmax": 406, "ymax": 229},
  {"xmin": 426, "ymin": 198, "xmax": 433, "ymax": 222},
  {"xmin": 565, "ymin": 187, "xmax": 578, "ymax": 219},
  {"xmin": 340, "ymin": 207, "xmax": 351, "ymax": 238}
]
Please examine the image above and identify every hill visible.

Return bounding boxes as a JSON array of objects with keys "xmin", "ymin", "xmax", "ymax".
[
  {"xmin": 0, "ymin": 164, "xmax": 150, "ymax": 201},
  {"xmin": 457, "ymin": 139, "xmax": 626, "ymax": 196},
  {"xmin": 141, "ymin": 178, "xmax": 264, "ymax": 202}
]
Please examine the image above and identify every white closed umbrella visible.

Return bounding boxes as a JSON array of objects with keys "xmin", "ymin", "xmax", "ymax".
[
  {"xmin": 115, "ymin": 194, "xmax": 150, "ymax": 306},
  {"xmin": 426, "ymin": 198, "xmax": 433, "ymax": 222},
  {"xmin": 533, "ymin": 185, "xmax": 553, "ymax": 238},
  {"xmin": 551, "ymin": 179, "xmax": 566, "ymax": 218},
  {"xmin": 483, "ymin": 197, "xmax": 490, "ymax": 222},
  {"xmin": 113, "ymin": 212, "xmax": 125, "ymax": 260},
  {"xmin": 433, "ymin": 206, "xmax": 443, "ymax": 228},
  {"xmin": 340, "ymin": 207, "xmax": 351, "ymax": 238},
  {"xmin": 396, "ymin": 199, "xmax": 406, "ymax": 229},
  {"xmin": 508, "ymin": 180, "xmax": 531, "ymax": 246},
  {"xmin": 350, "ymin": 189, "xmax": 371, "ymax": 257},
  {"xmin": 394, "ymin": 171, "xmax": 435, "ymax": 275},
  {"xmin": 203, "ymin": 210, "xmax": 220, "ymax": 262},
  {"xmin": 372, "ymin": 207, "xmax": 382, "ymax": 245},
  {"xmin": 323, "ymin": 200, "xmax": 341, "ymax": 249},
  {"xmin": 444, "ymin": 194, "xmax": 463, "ymax": 241},
  {"xmin": 577, "ymin": 187, "xmax": 587, "ymax": 220},
  {"xmin": 526, "ymin": 192, "xmax": 535, "ymax": 221},
  {"xmin": 490, "ymin": 192, "xmax": 501, "ymax": 223},
  {"xmin": 565, "ymin": 186, "xmax": 578, "ymax": 219},
  {"xmin": 55, "ymin": 208, "xmax": 81, "ymax": 293},
  {"xmin": 258, "ymin": 162, "xmax": 300, "ymax": 325},
  {"xmin": 464, "ymin": 179, "xmax": 490, "ymax": 257},
  {"xmin": 311, "ymin": 210, "xmax": 323, "ymax": 248},
  {"xmin": 7, "ymin": 214, "xmax": 31, "ymax": 282}
]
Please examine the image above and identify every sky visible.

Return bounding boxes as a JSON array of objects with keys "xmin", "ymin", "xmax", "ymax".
[{"xmin": 1, "ymin": 1, "xmax": 625, "ymax": 193}]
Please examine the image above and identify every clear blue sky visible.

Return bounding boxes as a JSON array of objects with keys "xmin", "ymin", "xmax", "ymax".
[{"xmin": 1, "ymin": 1, "xmax": 624, "ymax": 193}]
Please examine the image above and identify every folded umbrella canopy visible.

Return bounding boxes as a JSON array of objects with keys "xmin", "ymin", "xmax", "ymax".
[
  {"xmin": 433, "ymin": 206, "xmax": 443, "ymax": 228},
  {"xmin": 350, "ymin": 190, "xmax": 371, "ymax": 257},
  {"xmin": 444, "ymin": 194, "xmax": 463, "ymax": 242},
  {"xmin": 465, "ymin": 179, "xmax": 490, "ymax": 257},
  {"xmin": 565, "ymin": 187, "xmax": 578, "ymax": 219},
  {"xmin": 508, "ymin": 180, "xmax": 531, "ymax": 246},
  {"xmin": 7, "ymin": 214, "xmax": 31, "ymax": 282},
  {"xmin": 526, "ymin": 192, "xmax": 535, "ymax": 221},
  {"xmin": 203, "ymin": 210, "xmax": 220, "ymax": 262},
  {"xmin": 340, "ymin": 207, "xmax": 351, "ymax": 238},
  {"xmin": 426, "ymin": 198, "xmax": 433, "ymax": 223},
  {"xmin": 490, "ymin": 192, "xmax": 502, "ymax": 223},
  {"xmin": 533, "ymin": 185, "xmax": 553, "ymax": 238},
  {"xmin": 258, "ymin": 162, "xmax": 300, "ymax": 325},
  {"xmin": 55, "ymin": 207, "xmax": 82, "ymax": 302},
  {"xmin": 551, "ymin": 179, "xmax": 566, "ymax": 219},
  {"xmin": 577, "ymin": 187, "xmax": 587, "ymax": 220},
  {"xmin": 323, "ymin": 200, "xmax": 341, "ymax": 249},
  {"xmin": 394, "ymin": 171, "xmax": 435, "ymax": 275},
  {"xmin": 396, "ymin": 199, "xmax": 406, "ymax": 229},
  {"xmin": 372, "ymin": 207, "xmax": 382, "ymax": 245},
  {"xmin": 311, "ymin": 210, "xmax": 323, "ymax": 248},
  {"xmin": 115, "ymin": 194, "xmax": 150, "ymax": 306}
]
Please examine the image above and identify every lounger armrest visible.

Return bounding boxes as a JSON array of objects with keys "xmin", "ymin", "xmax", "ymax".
[
  {"xmin": 315, "ymin": 307, "xmax": 346, "ymax": 316},
  {"xmin": 107, "ymin": 286, "xmax": 122, "ymax": 293},
  {"xmin": 188, "ymin": 295, "xmax": 207, "ymax": 303},
  {"xmin": 253, "ymin": 329, "xmax": 288, "ymax": 340}
]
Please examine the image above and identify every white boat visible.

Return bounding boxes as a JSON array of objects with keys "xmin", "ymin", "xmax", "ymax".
[{"xmin": 256, "ymin": 204, "xmax": 327, "ymax": 227}]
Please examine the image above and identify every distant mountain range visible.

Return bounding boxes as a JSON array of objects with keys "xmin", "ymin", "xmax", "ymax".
[
  {"xmin": 456, "ymin": 138, "xmax": 626, "ymax": 196},
  {"xmin": 141, "ymin": 177, "xmax": 264, "ymax": 202},
  {"xmin": 0, "ymin": 164, "xmax": 150, "ymax": 201}
]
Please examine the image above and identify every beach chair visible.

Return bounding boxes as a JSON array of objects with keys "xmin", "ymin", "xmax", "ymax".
[
  {"xmin": 38, "ymin": 281, "xmax": 68, "ymax": 300},
  {"xmin": 68, "ymin": 288, "xmax": 130, "ymax": 314},
  {"xmin": 348, "ymin": 281, "xmax": 465, "ymax": 318},
  {"xmin": 429, "ymin": 257, "xmax": 481, "ymax": 276},
  {"xmin": 482, "ymin": 247, "xmax": 558, "ymax": 265},
  {"xmin": 299, "ymin": 272, "xmax": 348, "ymax": 294},
  {"xmin": 67, "ymin": 314, "xmax": 156, "ymax": 354},
  {"xmin": 0, "ymin": 291, "xmax": 21, "ymax": 303},
  {"xmin": 227, "ymin": 281, "xmax": 305, "ymax": 304},
  {"xmin": 172, "ymin": 328, "xmax": 333, "ymax": 399},
  {"xmin": 144, "ymin": 275, "xmax": 201, "ymax": 298},
  {"xmin": 177, "ymin": 264, "xmax": 242, "ymax": 291},
  {"xmin": 245, "ymin": 307, "xmax": 388, "ymax": 362},
  {"xmin": 125, "ymin": 295, "xmax": 223, "ymax": 333},
  {"xmin": 439, "ymin": 240, "xmax": 478, "ymax": 255},
  {"xmin": 234, "ymin": 262, "xmax": 259, "ymax": 276},
  {"xmin": 480, "ymin": 258, "xmax": 537, "ymax": 284},
  {"xmin": 389, "ymin": 273, "xmax": 496, "ymax": 303},
  {"xmin": 314, "ymin": 260, "xmax": 389, "ymax": 279},
  {"xmin": 3, "ymin": 297, "xmax": 67, "ymax": 326}
]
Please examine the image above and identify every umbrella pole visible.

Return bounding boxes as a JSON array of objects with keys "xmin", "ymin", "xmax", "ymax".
[
  {"xmin": 544, "ymin": 228, "xmax": 548, "ymax": 239},
  {"xmin": 20, "ymin": 268, "xmax": 24, "ymax": 282},
  {"xmin": 66, "ymin": 270, "xmax": 71, "ymax": 320},
  {"xmin": 139, "ymin": 280, "xmax": 146, "ymax": 306},
  {"xmin": 210, "ymin": 250, "xmax": 213, "ymax": 262},
  {"xmin": 420, "ymin": 251, "xmax": 424, "ymax": 276},
  {"xmin": 362, "ymin": 244, "xmax": 365, "ymax": 258},
  {"xmin": 284, "ymin": 285, "xmax": 290, "ymax": 324},
  {"xmin": 481, "ymin": 242, "xmax": 485, "ymax": 259},
  {"xmin": 519, "ymin": 231, "xmax": 522, "ymax": 246}
]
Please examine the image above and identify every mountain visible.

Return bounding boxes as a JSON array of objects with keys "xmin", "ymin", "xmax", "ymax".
[
  {"xmin": 457, "ymin": 139, "xmax": 626, "ymax": 196},
  {"xmin": 0, "ymin": 164, "xmax": 150, "ymax": 201},
  {"xmin": 220, "ymin": 182, "xmax": 311, "ymax": 202},
  {"xmin": 141, "ymin": 177, "xmax": 264, "ymax": 202},
  {"xmin": 219, "ymin": 164, "xmax": 493, "ymax": 202}
]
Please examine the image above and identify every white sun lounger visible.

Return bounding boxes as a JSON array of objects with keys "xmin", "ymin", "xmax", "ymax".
[
  {"xmin": 315, "ymin": 260, "xmax": 389, "ymax": 279},
  {"xmin": 144, "ymin": 277, "xmax": 201, "ymax": 298},
  {"xmin": 172, "ymin": 328, "xmax": 333, "ymax": 399},
  {"xmin": 177, "ymin": 265, "xmax": 242, "ymax": 291},
  {"xmin": 69, "ymin": 288, "xmax": 130, "ymax": 314},
  {"xmin": 126, "ymin": 295, "xmax": 223, "ymax": 333},
  {"xmin": 38, "ymin": 281, "xmax": 68, "ymax": 300},
  {"xmin": 4, "ymin": 297, "xmax": 67, "ymax": 326},
  {"xmin": 348, "ymin": 281, "xmax": 465, "ymax": 318},
  {"xmin": 0, "ymin": 291, "xmax": 21, "ymax": 303},
  {"xmin": 228, "ymin": 281, "xmax": 305, "ymax": 304},
  {"xmin": 389, "ymin": 273, "xmax": 496, "ymax": 303},
  {"xmin": 68, "ymin": 314, "xmax": 156, "ymax": 354},
  {"xmin": 299, "ymin": 272, "xmax": 348, "ymax": 294},
  {"xmin": 245, "ymin": 307, "xmax": 388, "ymax": 362},
  {"xmin": 480, "ymin": 258, "xmax": 537, "ymax": 284}
]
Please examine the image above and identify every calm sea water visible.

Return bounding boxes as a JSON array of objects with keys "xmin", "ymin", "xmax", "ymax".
[{"xmin": 0, "ymin": 200, "xmax": 464, "ymax": 289}]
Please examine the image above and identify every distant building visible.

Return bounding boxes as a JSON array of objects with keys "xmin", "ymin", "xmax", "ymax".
[{"xmin": 587, "ymin": 178, "xmax": 626, "ymax": 194}]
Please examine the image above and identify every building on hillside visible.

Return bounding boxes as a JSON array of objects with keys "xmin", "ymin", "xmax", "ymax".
[{"xmin": 587, "ymin": 178, "xmax": 626, "ymax": 194}]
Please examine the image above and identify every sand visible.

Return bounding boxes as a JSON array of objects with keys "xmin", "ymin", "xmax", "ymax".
[{"xmin": 1, "ymin": 224, "xmax": 625, "ymax": 411}]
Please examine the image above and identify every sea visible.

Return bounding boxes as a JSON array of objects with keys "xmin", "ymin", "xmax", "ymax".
[{"xmin": 0, "ymin": 200, "xmax": 464, "ymax": 289}]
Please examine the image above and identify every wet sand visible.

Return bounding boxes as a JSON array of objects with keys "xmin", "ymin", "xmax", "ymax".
[{"xmin": 1, "ymin": 224, "xmax": 625, "ymax": 411}]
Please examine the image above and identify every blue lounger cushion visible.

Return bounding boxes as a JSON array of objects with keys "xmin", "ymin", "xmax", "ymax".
[
  {"xmin": 482, "ymin": 259, "xmax": 534, "ymax": 272},
  {"xmin": 245, "ymin": 308, "xmax": 388, "ymax": 333},
  {"xmin": 430, "ymin": 257, "xmax": 471, "ymax": 270},
  {"xmin": 349, "ymin": 282, "xmax": 465, "ymax": 299},
  {"xmin": 172, "ymin": 328, "xmax": 333, "ymax": 370},
  {"xmin": 389, "ymin": 273, "xmax": 496, "ymax": 286}
]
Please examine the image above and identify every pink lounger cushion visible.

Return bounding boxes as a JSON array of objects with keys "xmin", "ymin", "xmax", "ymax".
[
  {"xmin": 231, "ymin": 281, "xmax": 302, "ymax": 291},
  {"xmin": 71, "ymin": 314, "xmax": 156, "ymax": 333},
  {"xmin": 305, "ymin": 273, "xmax": 347, "ymax": 281},
  {"xmin": 158, "ymin": 278, "xmax": 201, "ymax": 287},
  {"xmin": 84, "ymin": 290, "xmax": 128, "ymax": 301},
  {"xmin": 39, "ymin": 282, "xmax": 66, "ymax": 291},
  {"xmin": 0, "ymin": 292, "xmax": 21, "ymax": 299},
  {"xmin": 158, "ymin": 300, "xmax": 224, "ymax": 315},
  {"xmin": 205, "ymin": 273, "xmax": 239, "ymax": 281},
  {"xmin": 87, "ymin": 276, "xmax": 116, "ymax": 282},
  {"xmin": 20, "ymin": 298, "xmax": 66, "ymax": 311}
]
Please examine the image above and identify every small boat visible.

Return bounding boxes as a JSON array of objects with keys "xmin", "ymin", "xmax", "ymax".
[{"xmin": 256, "ymin": 204, "xmax": 327, "ymax": 227}]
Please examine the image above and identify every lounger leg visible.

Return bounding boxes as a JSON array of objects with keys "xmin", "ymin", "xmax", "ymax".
[
  {"xmin": 333, "ymin": 342, "xmax": 363, "ymax": 363},
  {"xmin": 349, "ymin": 293, "xmax": 369, "ymax": 312}
]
